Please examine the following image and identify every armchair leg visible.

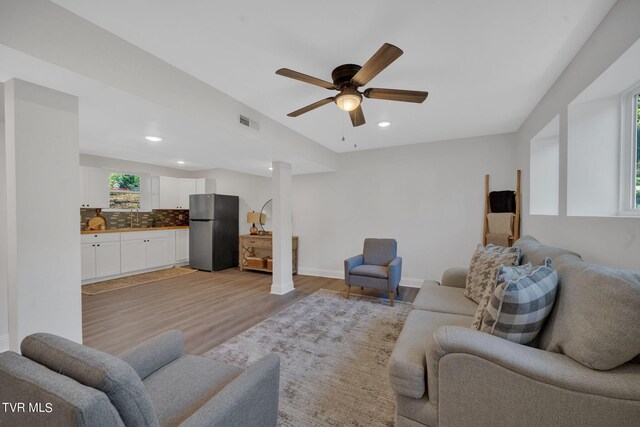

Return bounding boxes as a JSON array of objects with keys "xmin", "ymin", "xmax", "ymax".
[
  {"xmin": 389, "ymin": 291, "xmax": 394, "ymax": 306},
  {"xmin": 346, "ymin": 286, "xmax": 351, "ymax": 299},
  {"xmin": 396, "ymin": 287, "xmax": 400, "ymax": 296}
]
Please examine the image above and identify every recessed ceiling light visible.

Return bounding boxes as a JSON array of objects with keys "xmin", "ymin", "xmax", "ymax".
[
  {"xmin": 377, "ymin": 121, "xmax": 391, "ymax": 128},
  {"xmin": 268, "ymin": 167, "xmax": 273, "ymax": 171},
  {"xmin": 177, "ymin": 160, "xmax": 185, "ymax": 164},
  {"xmin": 145, "ymin": 136, "xmax": 162, "ymax": 142}
]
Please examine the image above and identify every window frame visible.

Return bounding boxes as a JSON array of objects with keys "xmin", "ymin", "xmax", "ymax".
[
  {"xmin": 619, "ymin": 83, "xmax": 640, "ymax": 215},
  {"xmin": 103, "ymin": 170, "xmax": 151, "ymax": 212}
]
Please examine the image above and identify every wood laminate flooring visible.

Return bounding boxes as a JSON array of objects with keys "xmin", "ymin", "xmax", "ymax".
[{"xmin": 82, "ymin": 269, "xmax": 419, "ymax": 355}]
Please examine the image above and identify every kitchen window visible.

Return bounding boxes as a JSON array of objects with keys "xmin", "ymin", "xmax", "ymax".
[{"xmin": 109, "ymin": 173, "xmax": 141, "ymax": 209}]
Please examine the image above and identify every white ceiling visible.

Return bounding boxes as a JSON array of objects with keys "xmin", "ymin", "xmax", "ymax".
[{"xmin": 50, "ymin": 0, "xmax": 616, "ymax": 154}]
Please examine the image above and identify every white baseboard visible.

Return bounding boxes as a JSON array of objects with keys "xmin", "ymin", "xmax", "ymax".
[
  {"xmin": 0, "ymin": 334, "xmax": 9, "ymax": 352},
  {"xmin": 297, "ymin": 267, "xmax": 424, "ymax": 288},
  {"xmin": 81, "ymin": 262, "xmax": 189, "ymax": 285}
]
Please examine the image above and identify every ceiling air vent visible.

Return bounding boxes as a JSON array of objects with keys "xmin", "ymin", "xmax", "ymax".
[{"xmin": 239, "ymin": 114, "xmax": 259, "ymax": 131}]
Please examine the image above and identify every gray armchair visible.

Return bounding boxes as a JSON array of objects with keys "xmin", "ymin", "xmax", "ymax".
[
  {"xmin": 0, "ymin": 330, "xmax": 280, "ymax": 427},
  {"xmin": 344, "ymin": 238, "xmax": 402, "ymax": 305}
]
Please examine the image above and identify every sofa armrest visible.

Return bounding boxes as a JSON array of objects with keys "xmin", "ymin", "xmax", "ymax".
[
  {"xmin": 344, "ymin": 254, "xmax": 364, "ymax": 282},
  {"xmin": 180, "ymin": 353, "xmax": 280, "ymax": 427},
  {"xmin": 427, "ymin": 326, "xmax": 640, "ymax": 404},
  {"xmin": 388, "ymin": 257, "xmax": 402, "ymax": 287},
  {"xmin": 119, "ymin": 330, "xmax": 184, "ymax": 380},
  {"xmin": 440, "ymin": 267, "xmax": 468, "ymax": 288}
]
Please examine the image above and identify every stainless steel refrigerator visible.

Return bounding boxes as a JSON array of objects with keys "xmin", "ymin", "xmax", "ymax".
[{"xmin": 189, "ymin": 194, "xmax": 239, "ymax": 271}]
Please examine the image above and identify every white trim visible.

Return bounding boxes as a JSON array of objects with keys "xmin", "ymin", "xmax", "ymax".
[
  {"xmin": 0, "ymin": 334, "xmax": 9, "ymax": 352},
  {"xmin": 296, "ymin": 267, "xmax": 425, "ymax": 288},
  {"xmin": 619, "ymin": 83, "xmax": 640, "ymax": 215}
]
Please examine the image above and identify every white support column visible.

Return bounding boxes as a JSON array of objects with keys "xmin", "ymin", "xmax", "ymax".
[
  {"xmin": 4, "ymin": 79, "xmax": 82, "ymax": 350},
  {"xmin": 270, "ymin": 161, "xmax": 294, "ymax": 295}
]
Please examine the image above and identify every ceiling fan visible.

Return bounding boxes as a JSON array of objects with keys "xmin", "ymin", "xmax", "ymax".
[{"xmin": 276, "ymin": 43, "xmax": 428, "ymax": 127}]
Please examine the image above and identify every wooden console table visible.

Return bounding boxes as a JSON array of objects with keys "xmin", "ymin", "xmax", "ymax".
[{"xmin": 239, "ymin": 234, "xmax": 298, "ymax": 274}]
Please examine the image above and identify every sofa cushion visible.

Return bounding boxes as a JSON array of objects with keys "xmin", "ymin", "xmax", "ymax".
[
  {"xmin": 471, "ymin": 263, "xmax": 533, "ymax": 330},
  {"xmin": 514, "ymin": 235, "xmax": 581, "ymax": 266},
  {"xmin": 363, "ymin": 238, "xmax": 397, "ymax": 266},
  {"xmin": 388, "ymin": 310, "xmax": 471, "ymax": 399},
  {"xmin": 481, "ymin": 258, "xmax": 558, "ymax": 344},
  {"xmin": 350, "ymin": 264, "xmax": 388, "ymax": 279},
  {"xmin": 413, "ymin": 283, "xmax": 478, "ymax": 317},
  {"xmin": 144, "ymin": 355, "xmax": 242, "ymax": 426},
  {"xmin": 538, "ymin": 255, "xmax": 640, "ymax": 370},
  {"xmin": 21, "ymin": 333, "xmax": 159, "ymax": 427},
  {"xmin": 464, "ymin": 244, "xmax": 521, "ymax": 304}
]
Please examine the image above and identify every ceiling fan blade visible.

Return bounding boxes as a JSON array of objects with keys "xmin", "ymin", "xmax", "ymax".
[
  {"xmin": 276, "ymin": 68, "xmax": 336, "ymax": 90},
  {"xmin": 364, "ymin": 88, "xmax": 428, "ymax": 103},
  {"xmin": 287, "ymin": 97, "xmax": 335, "ymax": 117},
  {"xmin": 349, "ymin": 105, "xmax": 366, "ymax": 127},
  {"xmin": 351, "ymin": 43, "xmax": 403, "ymax": 86}
]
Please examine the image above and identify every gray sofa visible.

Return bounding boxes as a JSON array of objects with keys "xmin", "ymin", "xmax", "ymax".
[
  {"xmin": 389, "ymin": 235, "xmax": 640, "ymax": 427},
  {"xmin": 0, "ymin": 330, "xmax": 279, "ymax": 426}
]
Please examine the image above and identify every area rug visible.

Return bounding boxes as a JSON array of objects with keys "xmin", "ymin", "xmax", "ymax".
[
  {"xmin": 203, "ymin": 289, "xmax": 411, "ymax": 427},
  {"xmin": 81, "ymin": 266, "xmax": 196, "ymax": 295}
]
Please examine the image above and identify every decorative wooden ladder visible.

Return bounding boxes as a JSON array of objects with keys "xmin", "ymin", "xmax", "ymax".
[{"xmin": 482, "ymin": 170, "xmax": 521, "ymax": 247}]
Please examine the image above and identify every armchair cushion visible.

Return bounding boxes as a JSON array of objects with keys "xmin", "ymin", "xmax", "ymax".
[
  {"xmin": 350, "ymin": 264, "xmax": 388, "ymax": 279},
  {"xmin": 363, "ymin": 238, "xmax": 397, "ymax": 266},
  {"xmin": 21, "ymin": 333, "xmax": 159, "ymax": 427},
  {"xmin": 144, "ymin": 355, "xmax": 242, "ymax": 426}
]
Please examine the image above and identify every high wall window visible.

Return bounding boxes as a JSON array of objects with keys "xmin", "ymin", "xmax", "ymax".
[{"xmin": 109, "ymin": 173, "xmax": 140, "ymax": 209}]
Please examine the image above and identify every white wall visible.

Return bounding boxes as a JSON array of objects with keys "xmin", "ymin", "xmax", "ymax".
[
  {"xmin": 567, "ymin": 95, "xmax": 619, "ymax": 216},
  {"xmin": 80, "ymin": 154, "xmax": 195, "ymax": 179},
  {"xmin": 292, "ymin": 133, "xmax": 517, "ymax": 284},
  {"xmin": 530, "ymin": 136, "xmax": 559, "ymax": 215},
  {"xmin": 516, "ymin": 0, "xmax": 640, "ymax": 270},
  {"xmin": 4, "ymin": 79, "xmax": 82, "ymax": 350},
  {"xmin": 194, "ymin": 168, "xmax": 271, "ymax": 236},
  {"xmin": 0, "ymin": 115, "xmax": 9, "ymax": 352}
]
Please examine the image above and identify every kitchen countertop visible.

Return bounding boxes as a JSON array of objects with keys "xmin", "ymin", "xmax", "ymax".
[{"xmin": 81, "ymin": 226, "xmax": 189, "ymax": 234}]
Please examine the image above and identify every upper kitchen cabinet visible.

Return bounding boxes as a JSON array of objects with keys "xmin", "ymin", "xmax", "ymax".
[
  {"xmin": 151, "ymin": 176, "xmax": 196, "ymax": 209},
  {"xmin": 79, "ymin": 166, "xmax": 109, "ymax": 208}
]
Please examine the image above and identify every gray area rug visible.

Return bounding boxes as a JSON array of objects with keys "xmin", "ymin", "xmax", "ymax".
[{"xmin": 203, "ymin": 289, "xmax": 411, "ymax": 427}]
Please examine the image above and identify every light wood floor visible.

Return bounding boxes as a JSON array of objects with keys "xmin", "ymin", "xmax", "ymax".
[{"xmin": 82, "ymin": 269, "xmax": 418, "ymax": 355}]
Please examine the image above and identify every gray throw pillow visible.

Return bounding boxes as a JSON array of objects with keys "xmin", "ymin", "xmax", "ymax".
[
  {"xmin": 471, "ymin": 263, "xmax": 532, "ymax": 330},
  {"xmin": 464, "ymin": 244, "xmax": 521, "ymax": 304},
  {"xmin": 481, "ymin": 258, "xmax": 558, "ymax": 344}
]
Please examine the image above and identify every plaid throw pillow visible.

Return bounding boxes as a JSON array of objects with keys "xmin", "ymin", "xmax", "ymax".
[
  {"xmin": 471, "ymin": 263, "xmax": 532, "ymax": 330},
  {"xmin": 464, "ymin": 244, "xmax": 521, "ymax": 304},
  {"xmin": 481, "ymin": 257, "xmax": 558, "ymax": 344}
]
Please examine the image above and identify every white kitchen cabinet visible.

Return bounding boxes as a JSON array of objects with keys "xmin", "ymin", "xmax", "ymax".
[
  {"xmin": 81, "ymin": 243, "xmax": 97, "ymax": 280},
  {"xmin": 120, "ymin": 230, "xmax": 169, "ymax": 273},
  {"xmin": 79, "ymin": 166, "xmax": 110, "ymax": 208},
  {"xmin": 178, "ymin": 178, "xmax": 196, "ymax": 210},
  {"xmin": 176, "ymin": 229, "xmax": 189, "ymax": 262},
  {"xmin": 81, "ymin": 233, "xmax": 121, "ymax": 280},
  {"xmin": 152, "ymin": 176, "xmax": 195, "ymax": 209}
]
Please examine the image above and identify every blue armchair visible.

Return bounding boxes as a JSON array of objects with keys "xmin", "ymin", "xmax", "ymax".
[{"xmin": 344, "ymin": 238, "xmax": 402, "ymax": 306}]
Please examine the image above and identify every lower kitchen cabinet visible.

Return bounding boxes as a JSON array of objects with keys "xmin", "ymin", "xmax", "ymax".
[
  {"xmin": 81, "ymin": 233, "xmax": 121, "ymax": 280},
  {"xmin": 81, "ymin": 228, "xmax": 189, "ymax": 283},
  {"xmin": 120, "ymin": 230, "xmax": 169, "ymax": 274},
  {"xmin": 176, "ymin": 229, "xmax": 189, "ymax": 263}
]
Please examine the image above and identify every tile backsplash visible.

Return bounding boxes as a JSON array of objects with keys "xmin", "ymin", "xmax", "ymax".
[{"xmin": 80, "ymin": 209, "xmax": 189, "ymax": 230}]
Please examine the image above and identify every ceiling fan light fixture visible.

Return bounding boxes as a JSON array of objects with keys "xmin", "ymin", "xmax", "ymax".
[{"xmin": 335, "ymin": 90, "xmax": 362, "ymax": 112}]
